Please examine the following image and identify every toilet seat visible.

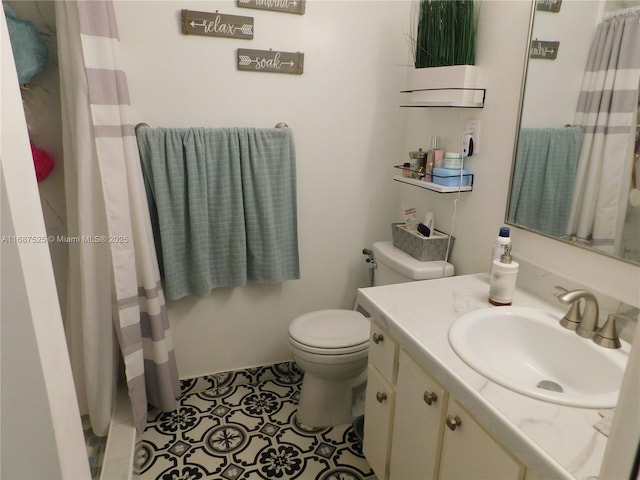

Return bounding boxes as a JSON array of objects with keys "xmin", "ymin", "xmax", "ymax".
[
  {"xmin": 289, "ymin": 336, "xmax": 368, "ymax": 356},
  {"xmin": 289, "ymin": 310, "xmax": 369, "ymax": 355}
]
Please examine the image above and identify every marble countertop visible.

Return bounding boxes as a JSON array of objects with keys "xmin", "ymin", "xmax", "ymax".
[{"xmin": 356, "ymin": 273, "xmax": 630, "ymax": 480}]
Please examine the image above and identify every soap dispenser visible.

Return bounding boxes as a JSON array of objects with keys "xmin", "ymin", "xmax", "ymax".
[{"xmin": 489, "ymin": 244, "xmax": 519, "ymax": 306}]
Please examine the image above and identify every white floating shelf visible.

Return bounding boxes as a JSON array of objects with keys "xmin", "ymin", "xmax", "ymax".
[
  {"xmin": 399, "ymin": 95, "xmax": 485, "ymax": 109},
  {"xmin": 393, "ymin": 175, "xmax": 473, "ymax": 193}
]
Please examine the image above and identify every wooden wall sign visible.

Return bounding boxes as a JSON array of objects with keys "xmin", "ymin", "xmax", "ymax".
[
  {"xmin": 529, "ymin": 40, "xmax": 560, "ymax": 59},
  {"xmin": 237, "ymin": 49, "xmax": 304, "ymax": 74},
  {"xmin": 536, "ymin": 0, "xmax": 562, "ymax": 13},
  {"xmin": 182, "ymin": 10, "xmax": 254, "ymax": 39},
  {"xmin": 237, "ymin": 0, "xmax": 306, "ymax": 15}
]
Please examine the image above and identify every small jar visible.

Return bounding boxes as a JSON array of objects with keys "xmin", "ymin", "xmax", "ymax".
[
  {"xmin": 443, "ymin": 152, "xmax": 463, "ymax": 169},
  {"xmin": 409, "ymin": 149, "xmax": 427, "ymax": 171}
]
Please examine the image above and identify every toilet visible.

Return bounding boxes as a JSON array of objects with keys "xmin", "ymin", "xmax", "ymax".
[{"xmin": 288, "ymin": 240, "xmax": 454, "ymax": 427}]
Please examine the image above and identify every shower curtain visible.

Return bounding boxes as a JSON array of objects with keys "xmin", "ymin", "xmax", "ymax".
[
  {"xmin": 56, "ymin": 1, "xmax": 180, "ymax": 435},
  {"xmin": 567, "ymin": 10, "xmax": 640, "ymax": 253}
]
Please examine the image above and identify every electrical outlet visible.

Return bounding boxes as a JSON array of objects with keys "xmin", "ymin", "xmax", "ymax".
[{"xmin": 465, "ymin": 120, "xmax": 481, "ymax": 154}]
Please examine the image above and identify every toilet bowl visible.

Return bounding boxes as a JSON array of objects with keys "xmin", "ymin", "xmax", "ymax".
[
  {"xmin": 289, "ymin": 241, "xmax": 454, "ymax": 428},
  {"xmin": 289, "ymin": 309, "xmax": 369, "ymax": 428}
]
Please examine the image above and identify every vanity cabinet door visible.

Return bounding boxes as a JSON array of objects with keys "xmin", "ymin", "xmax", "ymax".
[
  {"xmin": 363, "ymin": 365, "xmax": 396, "ymax": 480},
  {"xmin": 438, "ymin": 398, "xmax": 524, "ymax": 480},
  {"xmin": 369, "ymin": 321, "xmax": 398, "ymax": 384},
  {"xmin": 390, "ymin": 349, "xmax": 447, "ymax": 480}
]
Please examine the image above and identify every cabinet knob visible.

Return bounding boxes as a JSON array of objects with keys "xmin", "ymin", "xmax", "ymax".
[
  {"xmin": 372, "ymin": 333, "xmax": 384, "ymax": 344},
  {"xmin": 446, "ymin": 415, "xmax": 462, "ymax": 431},
  {"xmin": 376, "ymin": 392, "xmax": 387, "ymax": 403},
  {"xmin": 423, "ymin": 391, "xmax": 438, "ymax": 405}
]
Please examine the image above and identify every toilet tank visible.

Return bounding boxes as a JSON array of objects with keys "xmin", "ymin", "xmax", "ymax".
[{"xmin": 372, "ymin": 241, "xmax": 454, "ymax": 286}]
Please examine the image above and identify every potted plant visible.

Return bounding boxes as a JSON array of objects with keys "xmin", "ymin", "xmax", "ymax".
[{"xmin": 405, "ymin": 0, "xmax": 480, "ymax": 105}]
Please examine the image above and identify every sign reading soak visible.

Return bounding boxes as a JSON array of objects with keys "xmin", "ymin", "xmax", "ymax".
[
  {"xmin": 237, "ymin": 49, "xmax": 304, "ymax": 75},
  {"xmin": 529, "ymin": 40, "xmax": 560, "ymax": 60},
  {"xmin": 536, "ymin": 0, "xmax": 562, "ymax": 13},
  {"xmin": 237, "ymin": 0, "xmax": 306, "ymax": 15},
  {"xmin": 182, "ymin": 10, "xmax": 254, "ymax": 39}
]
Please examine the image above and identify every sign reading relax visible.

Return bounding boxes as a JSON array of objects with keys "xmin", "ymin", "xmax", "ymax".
[
  {"xmin": 237, "ymin": 49, "xmax": 304, "ymax": 75},
  {"xmin": 182, "ymin": 10, "xmax": 254, "ymax": 39}
]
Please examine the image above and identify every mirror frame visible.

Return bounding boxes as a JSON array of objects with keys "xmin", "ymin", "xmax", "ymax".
[{"xmin": 505, "ymin": 0, "xmax": 640, "ymax": 267}]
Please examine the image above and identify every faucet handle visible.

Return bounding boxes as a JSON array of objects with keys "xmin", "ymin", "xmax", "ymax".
[
  {"xmin": 593, "ymin": 314, "xmax": 625, "ymax": 349},
  {"xmin": 554, "ymin": 286, "xmax": 582, "ymax": 331}
]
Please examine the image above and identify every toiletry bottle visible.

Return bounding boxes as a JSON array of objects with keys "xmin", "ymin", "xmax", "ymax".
[
  {"xmin": 434, "ymin": 140, "xmax": 444, "ymax": 169},
  {"xmin": 425, "ymin": 136, "xmax": 438, "ymax": 181},
  {"xmin": 490, "ymin": 227, "xmax": 511, "ymax": 272},
  {"xmin": 489, "ymin": 244, "xmax": 519, "ymax": 306}
]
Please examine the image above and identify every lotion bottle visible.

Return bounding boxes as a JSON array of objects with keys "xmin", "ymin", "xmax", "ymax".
[
  {"xmin": 490, "ymin": 226, "xmax": 511, "ymax": 273},
  {"xmin": 489, "ymin": 244, "xmax": 519, "ymax": 306}
]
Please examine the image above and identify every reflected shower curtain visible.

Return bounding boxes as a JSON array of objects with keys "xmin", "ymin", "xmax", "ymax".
[
  {"xmin": 56, "ymin": 1, "xmax": 179, "ymax": 435},
  {"xmin": 567, "ymin": 11, "xmax": 640, "ymax": 253}
]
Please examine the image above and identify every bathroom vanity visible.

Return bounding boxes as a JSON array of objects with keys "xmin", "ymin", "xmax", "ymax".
[{"xmin": 356, "ymin": 273, "xmax": 629, "ymax": 480}]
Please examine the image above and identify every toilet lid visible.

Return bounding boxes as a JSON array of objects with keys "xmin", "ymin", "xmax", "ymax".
[{"xmin": 289, "ymin": 310, "xmax": 370, "ymax": 349}]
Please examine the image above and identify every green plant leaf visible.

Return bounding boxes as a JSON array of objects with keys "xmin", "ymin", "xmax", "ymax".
[{"xmin": 413, "ymin": 0, "xmax": 476, "ymax": 68}]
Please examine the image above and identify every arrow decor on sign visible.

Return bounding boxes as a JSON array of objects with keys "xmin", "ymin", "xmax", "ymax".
[
  {"xmin": 182, "ymin": 10, "xmax": 254, "ymax": 39},
  {"xmin": 237, "ymin": 0, "xmax": 306, "ymax": 15},
  {"xmin": 237, "ymin": 49, "xmax": 304, "ymax": 75}
]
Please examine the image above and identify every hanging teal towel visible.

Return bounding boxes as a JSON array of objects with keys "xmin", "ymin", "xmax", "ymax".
[
  {"xmin": 508, "ymin": 127, "xmax": 583, "ymax": 237},
  {"xmin": 137, "ymin": 127, "xmax": 300, "ymax": 300}
]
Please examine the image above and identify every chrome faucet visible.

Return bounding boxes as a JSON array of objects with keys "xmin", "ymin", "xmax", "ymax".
[{"xmin": 556, "ymin": 288, "xmax": 599, "ymax": 338}]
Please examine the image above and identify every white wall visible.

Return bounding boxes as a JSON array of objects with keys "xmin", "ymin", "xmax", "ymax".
[
  {"xmin": 116, "ymin": 0, "xmax": 638, "ymax": 380},
  {"xmin": 399, "ymin": 1, "xmax": 534, "ymax": 274},
  {"xmin": 398, "ymin": 1, "xmax": 640, "ymax": 308},
  {"xmin": 116, "ymin": 0, "xmax": 413, "ymax": 378}
]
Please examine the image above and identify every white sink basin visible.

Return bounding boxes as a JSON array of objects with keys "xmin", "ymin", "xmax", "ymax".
[{"xmin": 448, "ymin": 306, "xmax": 628, "ymax": 408}]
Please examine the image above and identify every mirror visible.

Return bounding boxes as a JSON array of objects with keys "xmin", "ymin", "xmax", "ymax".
[{"xmin": 508, "ymin": 0, "xmax": 640, "ymax": 265}]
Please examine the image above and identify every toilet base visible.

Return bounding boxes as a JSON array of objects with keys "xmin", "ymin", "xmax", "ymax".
[
  {"xmin": 295, "ymin": 367, "xmax": 368, "ymax": 428},
  {"xmin": 297, "ymin": 372, "xmax": 356, "ymax": 428}
]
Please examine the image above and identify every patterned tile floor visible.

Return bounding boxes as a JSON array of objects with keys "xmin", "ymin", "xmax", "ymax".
[{"xmin": 134, "ymin": 362, "xmax": 377, "ymax": 480}]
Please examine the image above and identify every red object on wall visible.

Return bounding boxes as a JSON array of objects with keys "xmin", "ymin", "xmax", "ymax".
[{"xmin": 30, "ymin": 141, "xmax": 54, "ymax": 182}]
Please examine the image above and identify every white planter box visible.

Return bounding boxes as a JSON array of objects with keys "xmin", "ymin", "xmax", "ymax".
[
  {"xmin": 401, "ymin": 65, "xmax": 483, "ymax": 107},
  {"xmin": 405, "ymin": 65, "xmax": 478, "ymax": 91}
]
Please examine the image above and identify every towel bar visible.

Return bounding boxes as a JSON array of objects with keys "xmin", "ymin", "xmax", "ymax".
[
  {"xmin": 135, "ymin": 122, "xmax": 150, "ymax": 133},
  {"xmin": 135, "ymin": 122, "xmax": 288, "ymax": 130}
]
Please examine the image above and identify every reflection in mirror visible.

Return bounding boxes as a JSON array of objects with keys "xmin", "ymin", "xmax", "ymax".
[{"xmin": 508, "ymin": 0, "xmax": 640, "ymax": 265}]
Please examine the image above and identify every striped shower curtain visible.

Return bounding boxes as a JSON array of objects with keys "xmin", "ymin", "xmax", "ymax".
[
  {"xmin": 567, "ymin": 10, "xmax": 640, "ymax": 253},
  {"xmin": 56, "ymin": 1, "xmax": 179, "ymax": 435}
]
